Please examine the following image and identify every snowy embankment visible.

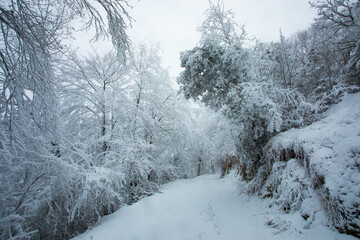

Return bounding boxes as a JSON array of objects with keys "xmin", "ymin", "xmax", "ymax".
[
  {"xmin": 247, "ymin": 93, "xmax": 360, "ymax": 238},
  {"xmin": 73, "ymin": 174, "xmax": 355, "ymax": 240}
]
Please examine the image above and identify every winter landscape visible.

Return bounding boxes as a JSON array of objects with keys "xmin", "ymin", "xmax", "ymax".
[{"xmin": 0, "ymin": 0, "xmax": 359, "ymax": 239}]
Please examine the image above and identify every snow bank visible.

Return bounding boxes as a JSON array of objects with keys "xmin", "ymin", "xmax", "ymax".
[{"xmin": 248, "ymin": 93, "xmax": 360, "ymax": 238}]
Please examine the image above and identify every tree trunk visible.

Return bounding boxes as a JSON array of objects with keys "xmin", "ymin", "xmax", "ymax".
[
  {"xmin": 102, "ymin": 81, "xmax": 107, "ymax": 155},
  {"xmin": 197, "ymin": 158, "xmax": 202, "ymax": 176}
]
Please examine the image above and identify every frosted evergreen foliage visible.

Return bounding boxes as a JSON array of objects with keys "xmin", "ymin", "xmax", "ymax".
[{"xmin": 178, "ymin": 40, "xmax": 249, "ymax": 109}]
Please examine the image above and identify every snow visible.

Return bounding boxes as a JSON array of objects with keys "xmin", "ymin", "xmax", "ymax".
[
  {"xmin": 273, "ymin": 94, "xmax": 360, "ymax": 195},
  {"xmin": 73, "ymin": 174, "xmax": 355, "ymax": 240},
  {"xmin": 257, "ymin": 92, "xmax": 360, "ymax": 235}
]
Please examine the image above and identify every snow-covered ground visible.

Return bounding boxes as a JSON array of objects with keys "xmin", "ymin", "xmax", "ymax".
[{"xmin": 73, "ymin": 174, "xmax": 356, "ymax": 240}]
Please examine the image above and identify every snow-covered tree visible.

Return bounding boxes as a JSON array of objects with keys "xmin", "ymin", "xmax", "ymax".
[
  {"xmin": 178, "ymin": 39, "xmax": 249, "ymax": 109},
  {"xmin": 198, "ymin": 0, "xmax": 245, "ymax": 45},
  {"xmin": 0, "ymin": 0, "xmax": 132, "ymax": 238},
  {"xmin": 177, "ymin": 0, "xmax": 321, "ymax": 179},
  {"xmin": 310, "ymin": 0, "xmax": 360, "ymax": 85},
  {"xmin": 61, "ymin": 51, "xmax": 129, "ymax": 163}
]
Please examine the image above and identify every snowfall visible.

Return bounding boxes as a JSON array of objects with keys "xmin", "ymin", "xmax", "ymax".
[{"xmin": 73, "ymin": 174, "xmax": 356, "ymax": 240}]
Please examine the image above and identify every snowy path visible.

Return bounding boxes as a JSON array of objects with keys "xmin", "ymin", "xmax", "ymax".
[{"xmin": 73, "ymin": 174, "xmax": 356, "ymax": 240}]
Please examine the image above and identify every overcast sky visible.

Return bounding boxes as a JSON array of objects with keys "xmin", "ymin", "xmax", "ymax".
[
  {"xmin": 74, "ymin": 0, "xmax": 317, "ymax": 78},
  {"xmin": 127, "ymin": 0, "xmax": 317, "ymax": 78}
]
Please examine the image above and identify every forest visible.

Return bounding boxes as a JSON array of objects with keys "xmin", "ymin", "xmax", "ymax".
[{"xmin": 0, "ymin": 0, "xmax": 359, "ymax": 239}]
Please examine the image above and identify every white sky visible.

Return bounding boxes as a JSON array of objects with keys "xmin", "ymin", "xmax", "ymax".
[
  {"xmin": 127, "ymin": 0, "xmax": 317, "ymax": 78},
  {"xmin": 73, "ymin": 0, "xmax": 317, "ymax": 78}
]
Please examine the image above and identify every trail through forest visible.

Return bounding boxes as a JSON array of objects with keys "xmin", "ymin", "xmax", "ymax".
[{"xmin": 73, "ymin": 174, "xmax": 355, "ymax": 240}]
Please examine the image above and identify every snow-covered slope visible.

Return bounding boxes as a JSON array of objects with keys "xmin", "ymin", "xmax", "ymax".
[
  {"xmin": 73, "ymin": 174, "xmax": 355, "ymax": 240},
  {"xmin": 248, "ymin": 93, "xmax": 360, "ymax": 238}
]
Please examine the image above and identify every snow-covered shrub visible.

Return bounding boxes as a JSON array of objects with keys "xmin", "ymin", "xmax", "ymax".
[
  {"xmin": 248, "ymin": 93, "xmax": 360, "ymax": 238},
  {"xmin": 123, "ymin": 156, "xmax": 158, "ymax": 203},
  {"xmin": 22, "ymin": 152, "xmax": 128, "ymax": 239},
  {"xmin": 224, "ymin": 81, "xmax": 314, "ymax": 179},
  {"xmin": 264, "ymin": 159, "xmax": 311, "ymax": 213}
]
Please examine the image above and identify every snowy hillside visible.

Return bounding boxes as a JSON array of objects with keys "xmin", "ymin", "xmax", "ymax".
[
  {"xmin": 247, "ymin": 93, "xmax": 360, "ymax": 238},
  {"xmin": 73, "ymin": 174, "xmax": 355, "ymax": 240}
]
